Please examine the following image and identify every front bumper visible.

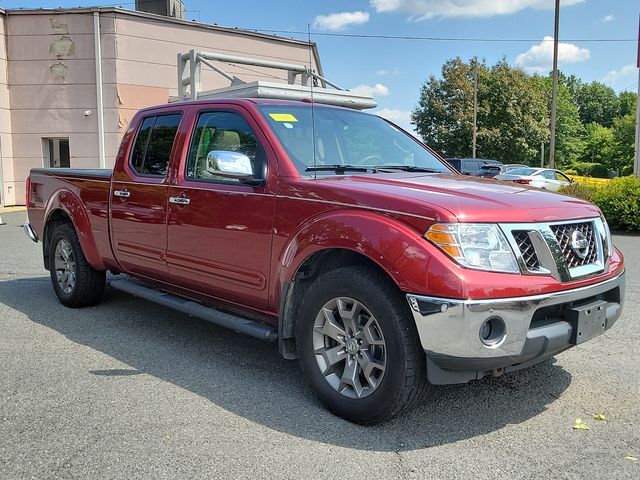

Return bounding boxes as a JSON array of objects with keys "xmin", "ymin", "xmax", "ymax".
[{"xmin": 406, "ymin": 270, "xmax": 625, "ymax": 384}]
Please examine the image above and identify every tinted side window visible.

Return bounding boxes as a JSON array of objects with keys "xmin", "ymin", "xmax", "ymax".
[
  {"xmin": 186, "ymin": 111, "xmax": 265, "ymax": 183},
  {"xmin": 130, "ymin": 114, "xmax": 182, "ymax": 177},
  {"xmin": 131, "ymin": 117, "xmax": 154, "ymax": 173}
]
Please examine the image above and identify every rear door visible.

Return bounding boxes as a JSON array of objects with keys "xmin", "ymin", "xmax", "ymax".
[
  {"xmin": 110, "ymin": 112, "xmax": 183, "ymax": 280},
  {"xmin": 538, "ymin": 169, "xmax": 558, "ymax": 190},
  {"xmin": 165, "ymin": 106, "xmax": 276, "ymax": 311}
]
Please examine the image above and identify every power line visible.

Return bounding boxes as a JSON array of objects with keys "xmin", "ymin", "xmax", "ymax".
[
  {"xmin": 11, "ymin": 3, "xmax": 636, "ymax": 44},
  {"xmin": 239, "ymin": 28, "xmax": 636, "ymax": 43},
  {"xmin": 618, "ymin": 83, "xmax": 638, "ymax": 93}
]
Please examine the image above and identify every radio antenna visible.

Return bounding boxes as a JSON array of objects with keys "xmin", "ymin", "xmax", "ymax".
[{"xmin": 307, "ymin": 23, "xmax": 317, "ymax": 180}]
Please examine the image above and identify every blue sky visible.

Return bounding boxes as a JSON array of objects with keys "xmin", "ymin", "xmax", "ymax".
[{"xmin": 4, "ymin": 0, "xmax": 639, "ymax": 131}]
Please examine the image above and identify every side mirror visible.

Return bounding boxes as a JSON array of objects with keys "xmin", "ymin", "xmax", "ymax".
[{"xmin": 206, "ymin": 151, "xmax": 260, "ymax": 184}]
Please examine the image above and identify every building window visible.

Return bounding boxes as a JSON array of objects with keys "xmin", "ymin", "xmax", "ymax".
[{"xmin": 43, "ymin": 138, "xmax": 70, "ymax": 168}]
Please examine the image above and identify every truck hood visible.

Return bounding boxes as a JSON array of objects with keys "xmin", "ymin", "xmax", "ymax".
[{"xmin": 312, "ymin": 173, "xmax": 601, "ymax": 223}]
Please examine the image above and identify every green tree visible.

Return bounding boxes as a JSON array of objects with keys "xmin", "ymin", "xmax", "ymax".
[
  {"xmin": 535, "ymin": 76, "xmax": 585, "ymax": 168},
  {"xmin": 478, "ymin": 60, "xmax": 549, "ymax": 163},
  {"xmin": 412, "ymin": 58, "xmax": 548, "ymax": 163},
  {"xmin": 580, "ymin": 123, "xmax": 614, "ymax": 168},
  {"xmin": 411, "ymin": 57, "xmax": 480, "ymax": 157},
  {"xmin": 611, "ymin": 113, "xmax": 637, "ymax": 174},
  {"xmin": 618, "ymin": 91, "xmax": 637, "ymax": 118},
  {"xmin": 573, "ymin": 81, "xmax": 620, "ymax": 127}
]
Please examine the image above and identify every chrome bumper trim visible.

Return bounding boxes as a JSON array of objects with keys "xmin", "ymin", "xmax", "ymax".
[
  {"xmin": 406, "ymin": 270, "xmax": 625, "ymax": 359},
  {"xmin": 23, "ymin": 223, "xmax": 38, "ymax": 243}
]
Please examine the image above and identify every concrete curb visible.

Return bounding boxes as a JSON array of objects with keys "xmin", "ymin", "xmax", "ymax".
[{"xmin": 0, "ymin": 206, "xmax": 27, "ymax": 214}]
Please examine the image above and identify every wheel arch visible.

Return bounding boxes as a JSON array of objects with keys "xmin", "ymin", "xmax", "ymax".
[
  {"xmin": 275, "ymin": 210, "xmax": 425, "ymax": 359},
  {"xmin": 43, "ymin": 191, "xmax": 106, "ymax": 271},
  {"xmin": 278, "ymin": 247, "xmax": 403, "ymax": 359}
]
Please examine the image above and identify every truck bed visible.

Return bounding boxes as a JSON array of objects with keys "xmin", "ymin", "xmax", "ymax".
[{"xmin": 27, "ymin": 168, "xmax": 114, "ymax": 271}]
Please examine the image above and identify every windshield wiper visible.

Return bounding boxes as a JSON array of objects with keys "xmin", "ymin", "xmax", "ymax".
[
  {"xmin": 305, "ymin": 164, "xmax": 378, "ymax": 174},
  {"xmin": 377, "ymin": 165, "xmax": 445, "ymax": 173}
]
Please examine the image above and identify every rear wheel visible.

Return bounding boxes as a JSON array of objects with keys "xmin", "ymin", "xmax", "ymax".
[
  {"xmin": 49, "ymin": 223, "xmax": 105, "ymax": 307},
  {"xmin": 296, "ymin": 265, "xmax": 429, "ymax": 424}
]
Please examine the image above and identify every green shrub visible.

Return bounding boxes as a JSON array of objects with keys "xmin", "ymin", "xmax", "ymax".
[
  {"xmin": 570, "ymin": 162, "xmax": 609, "ymax": 178},
  {"xmin": 621, "ymin": 165, "xmax": 633, "ymax": 177},
  {"xmin": 592, "ymin": 176, "xmax": 640, "ymax": 231},
  {"xmin": 564, "ymin": 168, "xmax": 578, "ymax": 175},
  {"xmin": 560, "ymin": 182, "xmax": 599, "ymax": 202}
]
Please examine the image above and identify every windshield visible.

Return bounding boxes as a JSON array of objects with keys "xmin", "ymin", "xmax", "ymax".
[
  {"xmin": 507, "ymin": 167, "xmax": 537, "ymax": 176},
  {"xmin": 257, "ymin": 105, "xmax": 450, "ymax": 175}
]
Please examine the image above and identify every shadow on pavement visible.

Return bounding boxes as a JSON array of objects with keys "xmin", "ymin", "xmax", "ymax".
[{"xmin": 0, "ymin": 276, "xmax": 572, "ymax": 451}]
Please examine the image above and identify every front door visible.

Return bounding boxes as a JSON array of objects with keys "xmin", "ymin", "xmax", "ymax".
[
  {"xmin": 166, "ymin": 108, "xmax": 276, "ymax": 311},
  {"xmin": 110, "ymin": 113, "xmax": 182, "ymax": 280}
]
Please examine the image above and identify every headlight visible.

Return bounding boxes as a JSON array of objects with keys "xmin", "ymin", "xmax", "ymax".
[
  {"xmin": 602, "ymin": 217, "xmax": 613, "ymax": 259},
  {"xmin": 425, "ymin": 223, "xmax": 519, "ymax": 273}
]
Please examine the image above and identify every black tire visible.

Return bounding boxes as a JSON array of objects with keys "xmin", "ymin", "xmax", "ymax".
[
  {"xmin": 296, "ymin": 265, "xmax": 429, "ymax": 425},
  {"xmin": 49, "ymin": 222, "xmax": 106, "ymax": 308}
]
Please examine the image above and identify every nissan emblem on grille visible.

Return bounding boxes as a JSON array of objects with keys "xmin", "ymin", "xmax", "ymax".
[{"xmin": 570, "ymin": 230, "xmax": 590, "ymax": 259}]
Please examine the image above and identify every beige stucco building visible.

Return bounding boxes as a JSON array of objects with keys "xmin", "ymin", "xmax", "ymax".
[{"xmin": 0, "ymin": 6, "xmax": 322, "ymax": 206}]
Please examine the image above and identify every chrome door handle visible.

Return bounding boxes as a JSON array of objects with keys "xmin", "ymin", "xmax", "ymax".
[
  {"xmin": 114, "ymin": 190, "xmax": 130, "ymax": 198},
  {"xmin": 169, "ymin": 196, "xmax": 191, "ymax": 205}
]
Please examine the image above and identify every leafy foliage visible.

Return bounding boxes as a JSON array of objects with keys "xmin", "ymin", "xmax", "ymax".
[
  {"xmin": 412, "ymin": 58, "xmax": 637, "ymax": 175},
  {"xmin": 570, "ymin": 162, "xmax": 609, "ymax": 178},
  {"xmin": 559, "ymin": 181, "xmax": 598, "ymax": 202},
  {"xmin": 561, "ymin": 176, "xmax": 640, "ymax": 231},
  {"xmin": 580, "ymin": 123, "xmax": 614, "ymax": 168},
  {"xmin": 572, "ymin": 81, "xmax": 621, "ymax": 127},
  {"xmin": 592, "ymin": 176, "xmax": 640, "ymax": 231},
  {"xmin": 413, "ymin": 58, "xmax": 548, "ymax": 164},
  {"xmin": 412, "ymin": 58, "xmax": 478, "ymax": 157}
]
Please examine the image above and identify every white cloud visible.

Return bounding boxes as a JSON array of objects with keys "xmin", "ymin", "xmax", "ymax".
[
  {"xmin": 515, "ymin": 36, "xmax": 590, "ymax": 72},
  {"xmin": 376, "ymin": 67, "xmax": 402, "ymax": 76},
  {"xmin": 313, "ymin": 11, "xmax": 370, "ymax": 31},
  {"xmin": 602, "ymin": 64, "xmax": 636, "ymax": 84},
  {"xmin": 374, "ymin": 108, "xmax": 415, "ymax": 133},
  {"xmin": 601, "ymin": 14, "xmax": 614, "ymax": 23},
  {"xmin": 370, "ymin": 0, "xmax": 583, "ymax": 20},
  {"xmin": 350, "ymin": 83, "xmax": 390, "ymax": 97}
]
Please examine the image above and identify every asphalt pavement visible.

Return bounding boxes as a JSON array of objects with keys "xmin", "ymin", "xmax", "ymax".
[{"xmin": 0, "ymin": 210, "xmax": 638, "ymax": 479}]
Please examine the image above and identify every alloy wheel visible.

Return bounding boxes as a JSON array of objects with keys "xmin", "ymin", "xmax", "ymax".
[
  {"xmin": 54, "ymin": 239, "xmax": 76, "ymax": 294},
  {"xmin": 312, "ymin": 297, "xmax": 386, "ymax": 399}
]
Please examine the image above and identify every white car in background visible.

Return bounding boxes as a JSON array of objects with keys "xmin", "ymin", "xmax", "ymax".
[{"xmin": 494, "ymin": 167, "xmax": 573, "ymax": 192}]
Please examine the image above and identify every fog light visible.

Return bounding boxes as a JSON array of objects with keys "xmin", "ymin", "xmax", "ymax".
[{"xmin": 479, "ymin": 317, "xmax": 506, "ymax": 347}]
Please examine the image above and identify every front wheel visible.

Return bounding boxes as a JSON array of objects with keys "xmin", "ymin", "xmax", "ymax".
[
  {"xmin": 296, "ymin": 266, "xmax": 429, "ymax": 424},
  {"xmin": 49, "ymin": 223, "xmax": 106, "ymax": 308}
]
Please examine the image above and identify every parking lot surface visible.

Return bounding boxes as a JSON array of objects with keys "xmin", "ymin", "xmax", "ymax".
[{"xmin": 0, "ymin": 210, "xmax": 638, "ymax": 479}]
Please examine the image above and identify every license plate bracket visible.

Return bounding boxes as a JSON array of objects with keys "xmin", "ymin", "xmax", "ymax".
[{"xmin": 567, "ymin": 300, "xmax": 608, "ymax": 345}]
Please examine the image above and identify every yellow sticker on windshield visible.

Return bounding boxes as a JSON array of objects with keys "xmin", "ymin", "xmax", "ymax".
[{"xmin": 269, "ymin": 113, "xmax": 298, "ymax": 122}]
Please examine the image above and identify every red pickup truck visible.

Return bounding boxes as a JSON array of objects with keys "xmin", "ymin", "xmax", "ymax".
[{"xmin": 25, "ymin": 98, "xmax": 625, "ymax": 424}]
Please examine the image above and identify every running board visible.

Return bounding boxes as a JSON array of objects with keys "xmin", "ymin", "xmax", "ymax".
[{"xmin": 110, "ymin": 278, "xmax": 278, "ymax": 342}]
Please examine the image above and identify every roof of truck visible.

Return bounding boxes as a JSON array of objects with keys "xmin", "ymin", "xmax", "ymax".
[{"xmin": 139, "ymin": 97, "xmax": 358, "ymax": 114}]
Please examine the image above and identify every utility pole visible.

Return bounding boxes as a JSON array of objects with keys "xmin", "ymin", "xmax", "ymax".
[
  {"xmin": 472, "ymin": 60, "xmax": 478, "ymax": 159},
  {"xmin": 634, "ymin": 14, "xmax": 640, "ymax": 177},
  {"xmin": 548, "ymin": 0, "xmax": 560, "ymax": 169},
  {"xmin": 541, "ymin": 142, "xmax": 545, "ymax": 168}
]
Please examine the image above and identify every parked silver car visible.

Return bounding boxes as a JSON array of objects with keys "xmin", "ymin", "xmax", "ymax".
[
  {"xmin": 474, "ymin": 163, "xmax": 528, "ymax": 178},
  {"xmin": 494, "ymin": 167, "xmax": 573, "ymax": 192}
]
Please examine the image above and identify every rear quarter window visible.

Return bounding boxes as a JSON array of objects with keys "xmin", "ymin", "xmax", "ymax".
[{"xmin": 130, "ymin": 113, "xmax": 182, "ymax": 177}]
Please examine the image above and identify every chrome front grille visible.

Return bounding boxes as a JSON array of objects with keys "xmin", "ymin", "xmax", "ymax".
[
  {"xmin": 550, "ymin": 222, "xmax": 599, "ymax": 268},
  {"xmin": 512, "ymin": 231, "xmax": 540, "ymax": 270},
  {"xmin": 501, "ymin": 218, "xmax": 608, "ymax": 282}
]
